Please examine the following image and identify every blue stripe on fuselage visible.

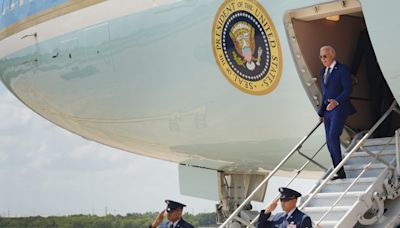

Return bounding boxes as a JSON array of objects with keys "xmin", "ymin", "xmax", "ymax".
[{"xmin": 0, "ymin": 0, "xmax": 69, "ymax": 31}]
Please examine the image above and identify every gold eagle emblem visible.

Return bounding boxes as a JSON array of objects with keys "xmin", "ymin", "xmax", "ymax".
[{"xmin": 229, "ymin": 21, "xmax": 262, "ymax": 71}]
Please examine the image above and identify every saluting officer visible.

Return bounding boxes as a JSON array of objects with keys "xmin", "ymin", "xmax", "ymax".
[
  {"xmin": 256, "ymin": 187, "xmax": 312, "ymax": 228},
  {"xmin": 150, "ymin": 200, "xmax": 194, "ymax": 228}
]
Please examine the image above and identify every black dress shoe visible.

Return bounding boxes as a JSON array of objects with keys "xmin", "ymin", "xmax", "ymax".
[{"xmin": 330, "ymin": 175, "xmax": 346, "ymax": 181}]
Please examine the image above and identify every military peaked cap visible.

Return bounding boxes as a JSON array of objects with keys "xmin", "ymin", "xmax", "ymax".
[
  {"xmin": 279, "ymin": 187, "xmax": 302, "ymax": 200},
  {"xmin": 165, "ymin": 200, "xmax": 186, "ymax": 212}
]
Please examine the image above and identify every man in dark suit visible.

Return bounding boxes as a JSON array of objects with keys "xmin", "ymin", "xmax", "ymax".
[
  {"xmin": 318, "ymin": 45, "xmax": 356, "ymax": 180},
  {"xmin": 256, "ymin": 187, "xmax": 312, "ymax": 228},
  {"xmin": 150, "ymin": 200, "xmax": 194, "ymax": 228}
]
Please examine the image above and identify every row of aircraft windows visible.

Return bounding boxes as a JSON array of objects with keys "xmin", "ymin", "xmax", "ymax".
[{"xmin": 2, "ymin": 0, "xmax": 33, "ymax": 16}]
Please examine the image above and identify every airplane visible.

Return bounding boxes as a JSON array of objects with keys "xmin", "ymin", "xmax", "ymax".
[{"xmin": 1, "ymin": 0, "xmax": 399, "ymax": 227}]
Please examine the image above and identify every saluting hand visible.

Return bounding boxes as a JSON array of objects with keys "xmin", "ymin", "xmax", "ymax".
[
  {"xmin": 151, "ymin": 209, "xmax": 166, "ymax": 228},
  {"xmin": 265, "ymin": 198, "xmax": 279, "ymax": 213}
]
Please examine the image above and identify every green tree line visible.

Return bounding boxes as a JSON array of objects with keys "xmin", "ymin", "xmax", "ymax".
[{"xmin": 0, "ymin": 212, "xmax": 216, "ymax": 228}]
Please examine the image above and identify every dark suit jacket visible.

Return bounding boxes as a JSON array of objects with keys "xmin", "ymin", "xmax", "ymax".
[
  {"xmin": 155, "ymin": 219, "xmax": 194, "ymax": 228},
  {"xmin": 318, "ymin": 62, "xmax": 356, "ymax": 117},
  {"xmin": 256, "ymin": 208, "xmax": 312, "ymax": 228}
]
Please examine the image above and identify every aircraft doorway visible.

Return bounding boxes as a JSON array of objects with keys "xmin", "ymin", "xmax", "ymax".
[{"xmin": 285, "ymin": 0, "xmax": 400, "ymax": 140}]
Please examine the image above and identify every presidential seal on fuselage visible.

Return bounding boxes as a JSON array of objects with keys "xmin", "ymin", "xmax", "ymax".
[{"xmin": 212, "ymin": 0, "xmax": 282, "ymax": 95}]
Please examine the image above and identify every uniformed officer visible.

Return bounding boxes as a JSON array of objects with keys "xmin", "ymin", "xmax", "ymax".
[
  {"xmin": 150, "ymin": 200, "xmax": 194, "ymax": 228},
  {"xmin": 256, "ymin": 187, "xmax": 312, "ymax": 228}
]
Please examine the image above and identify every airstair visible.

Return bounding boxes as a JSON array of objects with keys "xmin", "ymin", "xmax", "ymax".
[
  {"xmin": 219, "ymin": 101, "xmax": 400, "ymax": 228},
  {"xmin": 300, "ymin": 136, "xmax": 400, "ymax": 228}
]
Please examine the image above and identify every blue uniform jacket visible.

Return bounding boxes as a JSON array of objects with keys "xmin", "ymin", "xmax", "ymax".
[
  {"xmin": 256, "ymin": 208, "xmax": 312, "ymax": 228},
  {"xmin": 155, "ymin": 219, "xmax": 194, "ymax": 228},
  {"xmin": 318, "ymin": 62, "xmax": 356, "ymax": 117}
]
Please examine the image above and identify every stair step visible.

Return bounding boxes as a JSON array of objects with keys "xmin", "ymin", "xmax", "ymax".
[
  {"xmin": 303, "ymin": 206, "xmax": 352, "ymax": 221},
  {"xmin": 344, "ymin": 163, "xmax": 387, "ymax": 170},
  {"xmin": 344, "ymin": 163, "xmax": 387, "ymax": 178},
  {"xmin": 359, "ymin": 137, "xmax": 394, "ymax": 146},
  {"xmin": 320, "ymin": 177, "xmax": 375, "ymax": 192},
  {"xmin": 303, "ymin": 206, "xmax": 352, "ymax": 211},
  {"xmin": 316, "ymin": 220, "xmax": 339, "ymax": 227},
  {"xmin": 355, "ymin": 144, "xmax": 396, "ymax": 153},
  {"xmin": 301, "ymin": 137, "xmax": 396, "ymax": 228},
  {"xmin": 349, "ymin": 149, "xmax": 396, "ymax": 157},
  {"xmin": 307, "ymin": 191, "xmax": 363, "ymax": 207},
  {"xmin": 346, "ymin": 150, "xmax": 396, "ymax": 165}
]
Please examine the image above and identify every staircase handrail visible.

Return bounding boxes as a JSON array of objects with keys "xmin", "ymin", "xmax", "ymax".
[
  {"xmin": 299, "ymin": 100, "xmax": 398, "ymax": 211},
  {"xmin": 219, "ymin": 120, "xmax": 323, "ymax": 227},
  {"xmin": 303, "ymin": 130, "xmax": 367, "ymax": 201},
  {"xmin": 314, "ymin": 163, "xmax": 371, "ymax": 227},
  {"xmin": 245, "ymin": 141, "xmax": 327, "ymax": 228}
]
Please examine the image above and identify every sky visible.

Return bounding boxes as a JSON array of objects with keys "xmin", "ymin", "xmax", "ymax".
[{"xmin": 0, "ymin": 84, "xmax": 316, "ymax": 218}]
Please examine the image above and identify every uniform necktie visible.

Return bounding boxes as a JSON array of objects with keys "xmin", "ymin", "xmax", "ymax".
[
  {"xmin": 280, "ymin": 214, "xmax": 289, "ymax": 228},
  {"xmin": 324, "ymin": 67, "xmax": 331, "ymax": 84}
]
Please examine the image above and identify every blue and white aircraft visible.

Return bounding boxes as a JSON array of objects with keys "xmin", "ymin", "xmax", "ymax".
[{"xmin": 1, "ymin": 0, "xmax": 399, "ymax": 225}]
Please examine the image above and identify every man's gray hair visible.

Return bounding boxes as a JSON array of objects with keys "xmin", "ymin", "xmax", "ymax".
[{"xmin": 321, "ymin": 45, "xmax": 336, "ymax": 57}]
